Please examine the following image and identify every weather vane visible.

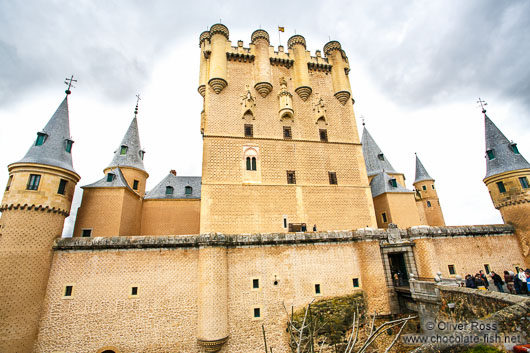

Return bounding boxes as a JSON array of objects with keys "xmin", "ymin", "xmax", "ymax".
[
  {"xmin": 360, "ymin": 114, "xmax": 366, "ymax": 126},
  {"xmin": 477, "ymin": 97, "xmax": 488, "ymax": 114},
  {"xmin": 64, "ymin": 75, "xmax": 77, "ymax": 95},
  {"xmin": 134, "ymin": 94, "xmax": 141, "ymax": 116}
]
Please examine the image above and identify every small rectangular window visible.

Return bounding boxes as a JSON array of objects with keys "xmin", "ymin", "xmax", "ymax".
[
  {"xmin": 244, "ymin": 124, "xmax": 253, "ymax": 137},
  {"xmin": 382, "ymin": 212, "xmax": 388, "ymax": 223},
  {"xmin": 432, "ymin": 184, "xmax": 435, "ymax": 190},
  {"xmin": 120, "ymin": 145, "xmax": 128, "ymax": 155},
  {"xmin": 185, "ymin": 186, "xmax": 193, "ymax": 195},
  {"xmin": 448, "ymin": 265, "xmax": 455, "ymax": 275},
  {"xmin": 352, "ymin": 278, "xmax": 359, "ymax": 288},
  {"xmin": 315, "ymin": 284, "xmax": 321, "ymax": 294},
  {"xmin": 6, "ymin": 175, "xmax": 13, "ymax": 191},
  {"xmin": 486, "ymin": 149, "xmax": 495, "ymax": 160},
  {"xmin": 389, "ymin": 178, "xmax": 397, "ymax": 187},
  {"xmin": 252, "ymin": 279, "xmax": 259, "ymax": 289},
  {"xmin": 328, "ymin": 172, "xmax": 337, "ymax": 185},
  {"xmin": 283, "ymin": 216, "xmax": 287, "ymax": 229},
  {"xmin": 287, "ymin": 171, "xmax": 296, "ymax": 184},
  {"xmin": 27, "ymin": 174, "xmax": 41, "ymax": 190},
  {"xmin": 422, "ymin": 185, "xmax": 427, "ymax": 191},
  {"xmin": 106, "ymin": 173, "xmax": 115, "ymax": 182},
  {"xmin": 57, "ymin": 179, "xmax": 67, "ymax": 195},
  {"xmin": 65, "ymin": 139, "xmax": 73, "ymax": 153},
  {"xmin": 484, "ymin": 264, "xmax": 491, "ymax": 274},
  {"xmin": 64, "ymin": 285, "xmax": 73, "ymax": 297},
  {"xmin": 319, "ymin": 129, "xmax": 328, "ymax": 142},
  {"xmin": 283, "ymin": 126, "xmax": 292, "ymax": 139},
  {"xmin": 496, "ymin": 181, "xmax": 506, "ymax": 193},
  {"xmin": 377, "ymin": 153, "xmax": 385, "ymax": 161},
  {"xmin": 133, "ymin": 180, "xmax": 139, "ymax": 190},
  {"xmin": 82, "ymin": 229, "xmax": 92, "ymax": 237},
  {"xmin": 35, "ymin": 132, "xmax": 47, "ymax": 146},
  {"xmin": 519, "ymin": 177, "xmax": 529, "ymax": 189},
  {"xmin": 511, "ymin": 143, "xmax": 520, "ymax": 154},
  {"xmin": 253, "ymin": 307, "xmax": 261, "ymax": 318},
  {"xmin": 131, "ymin": 287, "xmax": 138, "ymax": 296},
  {"xmin": 166, "ymin": 186, "xmax": 174, "ymax": 195}
]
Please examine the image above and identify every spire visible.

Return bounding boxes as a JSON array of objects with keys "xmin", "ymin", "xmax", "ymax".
[
  {"xmin": 361, "ymin": 127, "xmax": 397, "ymax": 176},
  {"xmin": 484, "ymin": 113, "xmax": 530, "ymax": 178},
  {"xmin": 107, "ymin": 114, "xmax": 146, "ymax": 172},
  {"xmin": 15, "ymin": 96, "xmax": 76, "ymax": 172},
  {"xmin": 414, "ymin": 154, "xmax": 434, "ymax": 184}
]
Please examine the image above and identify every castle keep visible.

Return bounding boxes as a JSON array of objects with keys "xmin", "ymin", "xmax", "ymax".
[{"xmin": 0, "ymin": 24, "xmax": 529, "ymax": 352}]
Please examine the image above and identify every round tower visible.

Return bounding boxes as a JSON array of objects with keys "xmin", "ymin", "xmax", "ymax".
[
  {"xmin": 0, "ymin": 93, "xmax": 80, "ymax": 352},
  {"xmin": 413, "ymin": 154, "xmax": 445, "ymax": 226},
  {"xmin": 323, "ymin": 40, "xmax": 352, "ymax": 105},
  {"xmin": 481, "ymin": 109, "xmax": 530, "ymax": 263},
  {"xmin": 287, "ymin": 35, "xmax": 312, "ymax": 101},
  {"xmin": 198, "ymin": 30, "xmax": 211, "ymax": 97},
  {"xmin": 208, "ymin": 24, "xmax": 229, "ymax": 94},
  {"xmin": 251, "ymin": 29, "xmax": 273, "ymax": 97}
]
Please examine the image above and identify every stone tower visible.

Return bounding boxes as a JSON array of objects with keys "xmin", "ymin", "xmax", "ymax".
[
  {"xmin": 198, "ymin": 24, "xmax": 376, "ymax": 234},
  {"xmin": 361, "ymin": 127, "xmax": 421, "ymax": 228},
  {"xmin": 0, "ymin": 93, "xmax": 80, "ymax": 352},
  {"xmin": 73, "ymin": 110, "xmax": 147, "ymax": 237},
  {"xmin": 413, "ymin": 154, "xmax": 445, "ymax": 226},
  {"xmin": 482, "ymin": 109, "xmax": 530, "ymax": 264}
]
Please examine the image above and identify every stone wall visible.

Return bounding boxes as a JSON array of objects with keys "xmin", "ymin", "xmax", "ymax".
[{"xmin": 140, "ymin": 199, "xmax": 201, "ymax": 235}]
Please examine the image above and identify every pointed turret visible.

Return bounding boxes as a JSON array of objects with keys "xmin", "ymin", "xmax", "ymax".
[
  {"xmin": 107, "ymin": 116, "xmax": 146, "ymax": 172},
  {"xmin": 15, "ymin": 96, "xmax": 76, "ymax": 172},
  {"xmin": 413, "ymin": 154, "xmax": 445, "ymax": 226},
  {"xmin": 361, "ymin": 127, "xmax": 397, "ymax": 177},
  {"xmin": 414, "ymin": 155, "xmax": 433, "ymax": 184},
  {"xmin": 484, "ymin": 114, "xmax": 530, "ymax": 179}
]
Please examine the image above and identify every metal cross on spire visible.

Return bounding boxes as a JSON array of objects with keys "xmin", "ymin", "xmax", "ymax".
[
  {"xmin": 64, "ymin": 75, "xmax": 77, "ymax": 95},
  {"xmin": 134, "ymin": 94, "xmax": 141, "ymax": 116},
  {"xmin": 477, "ymin": 97, "xmax": 488, "ymax": 114},
  {"xmin": 360, "ymin": 114, "xmax": 366, "ymax": 126}
]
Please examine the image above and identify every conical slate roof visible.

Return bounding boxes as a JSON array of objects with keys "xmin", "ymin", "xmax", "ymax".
[
  {"xmin": 145, "ymin": 173, "xmax": 201, "ymax": 199},
  {"xmin": 361, "ymin": 127, "xmax": 397, "ymax": 176},
  {"xmin": 414, "ymin": 155, "xmax": 434, "ymax": 184},
  {"xmin": 370, "ymin": 171, "xmax": 411, "ymax": 198},
  {"xmin": 83, "ymin": 168, "xmax": 131, "ymax": 190},
  {"xmin": 15, "ymin": 96, "xmax": 76, "ymax": 172},
  {"xmin": 484, "ymin": 114, "xmax": 530, "ymax": 179},
  {"xmin": 107, "ymin": 116, "xmax": 146, "ymax": 171}
]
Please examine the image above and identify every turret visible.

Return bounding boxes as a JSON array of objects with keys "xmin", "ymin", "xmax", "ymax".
[
  {"xmin": 198, "ymin": 31, "xmax": 211, "ymax": 97},
  {"xmin": 73, "ymin": 101, "xmax": 147, "ymax": 237},
  {"xmin": 208, "ymin": 23, "xmax": 229, "ymax": 94},
  {"xmin": 0, "ymin": 87, "xmax": 80, "ymax": 351},
  {"xmin": 251, "ymin": 29, "xmax": 273, "ymax": 97},
  {"xmin": 481, "ymin": 106, "xmax": 530, "ymax": 262},
  {"xmin": 323, "ymin": 41, "xmax": 352, "ymax": 105},
  {"xmin": 287, "ymin": 35, "xmax": 312, "ymax": 101},
  {"xmin": 413, "ymin": 154, "xmax": 445, "ymax": 226}
]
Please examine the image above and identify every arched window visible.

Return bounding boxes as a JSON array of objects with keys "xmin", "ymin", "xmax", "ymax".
[
  {"xmin": 427, "ymin": 201, "xmax": 432, "ymax": 207},
  {"xmin": 246, "ymin": 157, "xmax": 251, "ymax": 170},
  {"xmin": 251, "ymin": 157, "xmax": 257, "ymax": 171},
  {"xmin": 166, "ymin": 186, "xmax": 174, "ymax": 195},
  {"xmin": 185, "ymin": 186, "xmax": 192, "ymax": 195}
]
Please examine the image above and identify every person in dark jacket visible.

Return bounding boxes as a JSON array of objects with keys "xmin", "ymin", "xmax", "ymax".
[
  {"xmin": 474, "ymin": 274, "xmax": 486, "ymax": 290},
  {"xmin": 490, "ymin": 271, "xmax": 504, "ymax": 292},
  {"xmin": 479, "ymin": 270, "xmax": 490, "ymax": 289},
  {"xmin": 504, "ymin": 271, "xmax": 515, "ymax": 294},
  {"xmin": 465, "ymin": 274, "xmax": 476, "ymax": 289}
]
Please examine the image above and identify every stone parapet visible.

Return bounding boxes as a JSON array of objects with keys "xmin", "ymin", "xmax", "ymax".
[{"xmin": 54, "ymin": 224, "xmax": 515, "ymax": 251}]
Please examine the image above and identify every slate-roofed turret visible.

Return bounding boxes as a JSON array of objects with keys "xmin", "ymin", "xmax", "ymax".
[
  {"xmin": 484, "ymin": 114, "xmax": 530, "ymax": 179},
  {"xmin": 414, "ymin": 155, "xmax": 434, "ymax": 184},
  {"xmin": 361, "ymin": 127, "xmax": 397, "ymax": 176},
  {"xmin": 107, "ymin": 116, "xmax": 146, "ymax": 172},
  {"xmin": 15, "ymin": 96, "xmax": 76, "ymax": 172}
]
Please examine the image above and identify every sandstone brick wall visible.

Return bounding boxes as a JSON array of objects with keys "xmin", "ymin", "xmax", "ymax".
[
  {"xmin": 373, "ymin": 193, "xmax": 421, "ymax": 229},
  {"xmin": 413, "ymin": 180, "xmax": 445, "ymax": 227},
  {"xmin": 140, "ymin": 199, "xmax": 200, "ymax": 235},
  {"xmin": 0, "ymin": 209, "xmax": 65, "ymax": 353}
]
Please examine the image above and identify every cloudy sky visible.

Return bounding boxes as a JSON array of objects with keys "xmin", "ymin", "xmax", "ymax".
[{"xmin": 1, "ymin": 0, "xmax": 529, "ymax": 236}]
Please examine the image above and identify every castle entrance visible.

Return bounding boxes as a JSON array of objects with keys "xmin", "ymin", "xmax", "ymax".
[{"xmin": 388, "ymin": 252, "xmax": 409, "ymax": 287}]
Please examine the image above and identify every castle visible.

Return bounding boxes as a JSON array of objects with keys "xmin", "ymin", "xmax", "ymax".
[{"xmin": 0, "ymin": 24, "xmax": 529, "ymax": 353}]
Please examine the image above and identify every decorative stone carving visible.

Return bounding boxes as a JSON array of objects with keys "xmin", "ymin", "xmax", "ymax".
[
  {"xmin": 312, "ymin": 93, "xmax": 326, "ymax": 117},
  {"xmin": 278, "ymin": 77, "xmax": 294, "ymax": 120},
  {"xmin": 241, "ymin": 85, "xmax": 256, "ymax": 115}
]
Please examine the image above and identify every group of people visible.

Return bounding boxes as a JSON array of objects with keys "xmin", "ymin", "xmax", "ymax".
[{"xmin": 464, "ymin": 268, "xmax": 530, "ymax": 295}]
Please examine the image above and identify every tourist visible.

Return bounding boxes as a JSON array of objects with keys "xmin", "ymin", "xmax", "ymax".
[
  {"xmin": 526, "ymin": 270, "xmax": 530, "ymax": 295},
  {"xmin": 504, "ymin": 270, "xmax": 515, "ymax": 294},
  {"xmin": 474, "ymin": 274, "xmax": 486, "ymax": 290},
  {"xmin": 479, "ymin": 270, "xmax": 490, "ymax": 290},
  {"xmin": 518, "ymin": 269, "xmax": 528, "ymax": 294},
  {"xmin": 514, "ymin": 270, "xmax": 523, "ymax": 294},
  {"xmin": 465, "ymin": 274, "xmax": 476, "ymax": 288},
  {"xmin": 313, "ymin": 224, "xmax": 317, "ymax": 232},
  {"xmin": 490, "ymin": 271, "xmax": 504, "ymax": 292}
]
